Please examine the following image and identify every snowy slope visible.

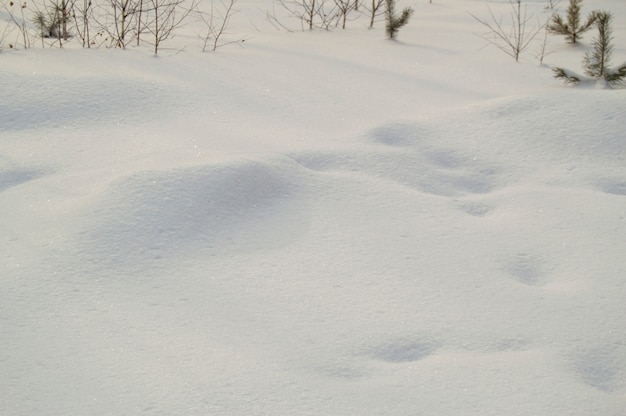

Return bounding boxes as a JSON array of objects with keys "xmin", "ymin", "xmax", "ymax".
[{"xmin": 1, "ymin": 0, "xmax": 626, "ymax": 415}]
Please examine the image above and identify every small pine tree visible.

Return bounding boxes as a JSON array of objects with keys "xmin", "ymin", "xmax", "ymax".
[
  {"xmin": 604, "ymin": 66, "xmax": 626, "ymax": 85},
  {"xmin": 553, "ymin": 11, "xmax": 626, "ymax": 85},
  {"xmin": 583, "ymin": 11, "xmax": 611, "ymax": 79},
  {"xmin": 552, "ymin": 67, "xmax": 581, "ymax": 84},
  {"xmin": 547, "ymin": 0, "xmax": 596, "ymax": 43},
  {"xmin": 583, "ymin": 11, "xmax": 626, "ymax": 84},
  {"xmin": 385, "ymin": 0, "xmax": 413, "ymax": 40},
  {"xmin": 32, "ymin": 10, "xmax": 60, "ymax": 39}
]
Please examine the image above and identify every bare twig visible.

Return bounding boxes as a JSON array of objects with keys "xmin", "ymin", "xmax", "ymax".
[
  {"xmin": 266, "ymin": 5, "xmax": 294, "ymax": 32},
  {"xmin": 196, "ymin": 0, "xmax": 245, "ymax": 51},
  {"xmin": 333, "ymin": 0, "xmax": 355, "ymax": 29},
  {"xmin": 145, "ymin": 0, "xmax": 197, "ymax": 54},
  {"xmin": 536, "ymin": 18, "xmax": 552, "ymax": 64},
  {"xmin": 0, "ymin": 21, "xmax": 14, "ymax": 50},
  {"xmin": 3, "ymin": 1, "xmax": 31, "ymax": 49},
  {"xmin": 364, "ymin": 0, "xmax": 384, "ymax": 29},
  {"xmin": 471, "ymin": 0, "xmax": 543, "ymax": 62},
  {"xmin": 274, "ymin": 0, "xmax": 338, "ymax": 31},
  {"xmin": 72, "ymin": 0, "xmax": 94, "ymax": 47}
]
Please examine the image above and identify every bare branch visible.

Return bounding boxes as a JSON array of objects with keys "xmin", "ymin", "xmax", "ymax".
[
  {"xmin": 3, "ymin": 1, "xmax": 31, "ymax": 49},
  {"xmin": 471, "ymin": 0, "xmax": 542, "ymax": 62}
]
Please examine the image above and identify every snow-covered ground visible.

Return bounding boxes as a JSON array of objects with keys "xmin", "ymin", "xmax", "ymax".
[{"xmin": 1, "ymin": 0, "xmax": 625, "ymax": 415}]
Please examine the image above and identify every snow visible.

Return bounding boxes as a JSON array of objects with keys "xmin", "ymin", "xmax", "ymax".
[{"xmin": 1, "ymin": 0, "xmax": 626, "ymax": 415}]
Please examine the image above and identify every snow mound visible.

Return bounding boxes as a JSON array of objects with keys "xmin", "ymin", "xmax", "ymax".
[
  {"xmin": 0, "ymin": 168, "xmax": 44, "ymax": 193},
  {"xmin": 366, "ymin": 122, "xmax": 429, "ymax": 148},
  {"xmin": 76, "ymin": 158, "xmax": 310, "ymax": 270},
  {"xmin": 595, "ymin": 179, "xmax": 626, "ymax": 196},
  {"xmin": 368, "ymin": 337, "xmax": 442, "ymax": 363},
  {"xmin": 572, "ymin": 345, "xmax": 625, "ymax": 393},
  {"xmin": 439, "ymin": 92, "xmax": 626, "ymax": 165},
  {"xmin": 3, "ymin": 5, "xmax": 626, "ymax": 413},
  {"xmin": 292, "ymin": 122, "xmax": 506, "ymax": 198},
  {"xmin": 1, "ymin": 54, "xmax": 185, "ymax": 131}
]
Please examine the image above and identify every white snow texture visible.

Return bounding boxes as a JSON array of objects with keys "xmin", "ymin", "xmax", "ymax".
[{"xmin": 1, "ymin": 0, "xmax": 625, "ymax": 415}]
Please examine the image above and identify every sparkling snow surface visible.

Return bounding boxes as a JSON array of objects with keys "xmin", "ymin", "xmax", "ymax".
[{"xmin": 1, "ymin": 1, "xmax": 625, "ymax": 415}]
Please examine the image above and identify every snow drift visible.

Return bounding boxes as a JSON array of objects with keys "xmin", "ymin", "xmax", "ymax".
[{"xmin": 1, "ymin": 1, "xmax": 625, "ymax": 415}]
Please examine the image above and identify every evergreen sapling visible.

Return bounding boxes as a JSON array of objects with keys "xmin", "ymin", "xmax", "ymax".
[
  {"xmin": 553, "ymin": 11, "xmax": 626, "ymax": 85},
  {"xmin": 385, "ymin": 0, "xmax": 412, "ymax": 40},
  {"xmin": 547, "ymin": 0, "xmax": 596, "ymax": 43},
  {"xmin": 583, "ymin": 12, "xmax": 626, "ymax": 84}
]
